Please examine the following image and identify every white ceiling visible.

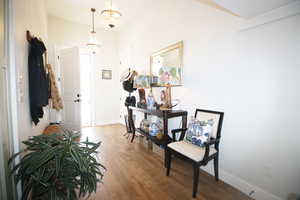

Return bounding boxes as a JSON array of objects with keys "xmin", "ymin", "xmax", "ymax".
[
  {"xmin": 212, "ymin": 0, "xmax": 298, "ymax": 18},
  {"xmin": 45, "ymin": 0, "xmax": 299, "ymax": 30},
  {"xmin": 45, "ymin": 0, "xmax": 148, "ymax": 30}
]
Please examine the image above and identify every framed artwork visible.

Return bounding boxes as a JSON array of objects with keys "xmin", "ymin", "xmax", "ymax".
[
  {"xmin": 134, "ymin": 75, "xmax": 151, "ymax": 88},
  {"xmin": 102, "ymin": 70, "xmax": 112, "ymax": 80},
  {"xmin": 150, "ymin": 41, "xmax": 183, "ymax": 87}
]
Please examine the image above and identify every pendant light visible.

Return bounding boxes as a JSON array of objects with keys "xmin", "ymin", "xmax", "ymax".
[
  {"xmin": 101, "ymin": 0, "xmax": 122, "ymax": 28},
  {"xmin": 87, "ymin": 8, "xmax": 99, "ymax": 48}
]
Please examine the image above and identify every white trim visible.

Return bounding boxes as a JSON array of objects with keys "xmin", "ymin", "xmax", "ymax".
[
  {"xmin": 119, "ymin": 120, "xmax": 126, "ymax": 126},
  {"xmin": 94, "ymin": 121, "xmax": 121, "ymax": 127},
  {"xmin": 6, "ymin": 0, "xmax": 21, "ymax": 198},
  {"xmin": 239, "ymin": 1, "xmax": 300, "ymax": 31},
  {"xmin": 0, "ymin": 1, "xmax": 8, "ymax": 199},
  {"xmin": 201, "ymin": 164, "xmax": 282, "ymax": 200}
]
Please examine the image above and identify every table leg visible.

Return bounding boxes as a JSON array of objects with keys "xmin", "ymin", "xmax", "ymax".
[
  {"xmin": 128, "ymin": 108, "xmax": 136, "ymax": 143},
  {"xmin": 163, "ymin": 112, "xmax": 168, "ymax": 167}
]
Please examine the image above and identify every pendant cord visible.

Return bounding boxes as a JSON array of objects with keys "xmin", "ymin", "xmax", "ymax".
[
  {"xmin": 92, "ymin": 10, "xmax": 95, "ymax": 32},
  {"xmin": 91, "ymin": 8, "xmax": 96, "ymax": 33}
]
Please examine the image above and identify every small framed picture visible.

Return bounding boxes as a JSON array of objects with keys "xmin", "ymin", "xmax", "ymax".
[{"xmin": 102, "ymin": 70, "xmax": 112, "ymax": 80}]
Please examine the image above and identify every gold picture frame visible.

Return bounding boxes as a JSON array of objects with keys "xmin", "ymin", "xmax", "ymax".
[
  {"xmin": 150, "ymin": 41, "xmax": 183, "ymax": 87},
  {"xmin": 102, "ymin": 70, "xmax": 112, "ymax": 80}
]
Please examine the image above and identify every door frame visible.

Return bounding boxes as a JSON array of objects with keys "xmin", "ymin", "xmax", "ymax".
[
  {"xmin": 52, "ymin": 47, "xmax": 97, "ymax": 128},
  {"xmin": 0, "ymin": 0, "xmax": 20, "ymax": 199}
]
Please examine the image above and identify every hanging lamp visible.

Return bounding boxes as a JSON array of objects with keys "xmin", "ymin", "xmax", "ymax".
[
  {"xmin": 101, "ymin": 0, "xmax": 122, "ymax": 28},
  {"xmin": 87, "ymin": 8, "xmax": 99, "ymax": 48}
]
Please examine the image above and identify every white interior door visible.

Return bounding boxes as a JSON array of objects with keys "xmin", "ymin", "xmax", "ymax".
[
  {"xmin": 60, "ymin": 47, "xmax": 81, "ymax": 131},
  {"xmin": 79, "ymin": 52, "xmax": 96, "ymax": 127}
]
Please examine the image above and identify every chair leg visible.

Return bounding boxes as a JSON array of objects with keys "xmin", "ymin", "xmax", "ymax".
[
  {"xmin": 130, "ymin": 132, "xmax": 135, "ymax": 143},
  {"xmin": 129, "ymin": 118, "xmax": 135, "ymax": 143},
  {"xmin": 192, "ymin": 163, "xmax": 199, "ymax": 198},
  {"xmin": 165, "ymin": 148, "xmax": 172, "ymax": 176},
  {"xmin": 214, "ymin": 154, "xmax": 219, "ymax": 181}
]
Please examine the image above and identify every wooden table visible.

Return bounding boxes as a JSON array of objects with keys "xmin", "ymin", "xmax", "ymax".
[{"xmin": 127, "ymin": 106, "xmax": 188, "ymax": 148}]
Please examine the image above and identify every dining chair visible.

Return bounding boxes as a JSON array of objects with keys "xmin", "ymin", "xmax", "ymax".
[{"xmin": 165, "ymin": 109, "xmax": 224, "ymax": 198}]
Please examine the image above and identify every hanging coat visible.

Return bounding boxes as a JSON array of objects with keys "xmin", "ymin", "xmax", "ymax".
[
  {"xmin": 46, "ymin": 64, "xmax": 63, "ymax": 111},
  {"xmin": 28, "ymin": 38, "xmax": 49, "ymax": 125}
]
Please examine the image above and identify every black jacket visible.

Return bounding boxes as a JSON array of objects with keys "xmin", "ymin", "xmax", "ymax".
[{"xmin": 28, "ymin": 38, "xmax": 49, "ymax": 125}]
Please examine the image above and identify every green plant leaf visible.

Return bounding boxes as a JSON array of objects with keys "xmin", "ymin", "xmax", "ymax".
[{"xmin": 9, "ymin": 132, "xmax": 105, "ymax": 200}]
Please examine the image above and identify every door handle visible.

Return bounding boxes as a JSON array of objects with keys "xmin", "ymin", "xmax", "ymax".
[{"xmin": 74, "ymin": 99, "xmax": 81, "ymax": 103}]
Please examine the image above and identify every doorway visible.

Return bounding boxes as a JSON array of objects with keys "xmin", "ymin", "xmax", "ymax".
[
  {"xmin": 80, "ymin": 50, "xmax": 96, "ymax": 127},
  {"xmin": 59, "ymin": 47, "xmax": 96, "ymax": 130}
]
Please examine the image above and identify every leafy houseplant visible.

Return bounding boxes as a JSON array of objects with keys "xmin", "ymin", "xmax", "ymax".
[{"xmin": 9, "ymin": 131, "xmax": 105, "ymax": 200}]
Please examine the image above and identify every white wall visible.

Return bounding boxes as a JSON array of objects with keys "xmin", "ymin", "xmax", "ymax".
[
  {"xmin": 118, "ymin": 0, "xmax": 300, "ymax": 199},
  {"xmin": 12, "ymin": 0, "xmax": 49, "ymax": 142},
  {"xmin": 47, "ymin": 16, "xmax": 120, "ymax": 125}
]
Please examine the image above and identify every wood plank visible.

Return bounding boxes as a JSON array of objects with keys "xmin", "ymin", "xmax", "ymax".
[{"xmin": 80, "ymin": 124, "xmax": 252, "ymax": 200}]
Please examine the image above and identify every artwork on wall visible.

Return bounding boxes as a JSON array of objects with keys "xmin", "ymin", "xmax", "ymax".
[
  {"xmin": 102, "ymin": 69, "xmax": 112, "ymax": 80},
  {"xmin": 134, "ymin": 75, "xmax": 151, "ymax": 88},
  {"xmin": 150, "ymin": 41, "xmax": 183, "ymax": 86}
]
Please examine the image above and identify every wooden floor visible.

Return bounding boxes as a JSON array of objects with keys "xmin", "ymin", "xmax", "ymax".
[{"xmin": 81, "ymin": 124, "xmax": 252, "ymax": 200}]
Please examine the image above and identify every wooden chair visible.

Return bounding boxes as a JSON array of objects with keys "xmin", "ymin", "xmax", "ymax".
[{"xmin": 165, "ymin": 109, "xmax": 224, "ymax": 198}]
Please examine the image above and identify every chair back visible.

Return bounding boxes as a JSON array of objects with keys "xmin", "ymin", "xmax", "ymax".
[{"xmin": 194, "ymin": 109, "xmax": 224, "ymax": 139}]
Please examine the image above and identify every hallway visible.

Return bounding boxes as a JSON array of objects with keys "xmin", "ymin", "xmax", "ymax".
[{"xmin": 81, "ymin": 125, "xmax": 252, "ymax": 200}]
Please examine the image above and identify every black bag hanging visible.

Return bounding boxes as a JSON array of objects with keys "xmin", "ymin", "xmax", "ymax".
[
  {"xmin": 122, "ymin": 79, "xmax": 136, "ymax": 93},
  {"xmin": 125, "ymin": 96, "xmax": 136, "ymax": 107}
]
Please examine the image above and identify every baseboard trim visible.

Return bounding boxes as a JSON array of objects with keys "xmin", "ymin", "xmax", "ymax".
[
  {"xmin": 201, "ymin": 164, "xmax": 282, "ymax": 200},
  {"xmin": 94, "ymin": 121, "xmax": 120, "ymax": 126}
]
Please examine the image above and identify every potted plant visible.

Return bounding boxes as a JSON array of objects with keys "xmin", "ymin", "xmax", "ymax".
[{"xmin": 9, "ymin": 131, "xmax": 106, "ymax": 200}]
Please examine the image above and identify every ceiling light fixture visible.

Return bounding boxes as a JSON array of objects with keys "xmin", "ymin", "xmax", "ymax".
[
  {"xmin": 87, "ymin": 8, "xmax": 100, "ymax": 49},
  {"xmin": 101, "ymin": 0, "xmax": 122, "ymax": 28}
]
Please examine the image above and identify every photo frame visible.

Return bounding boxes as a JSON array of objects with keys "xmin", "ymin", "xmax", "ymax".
[
  {"xmin": 102, "ymin": 70, "xmax": 112, "ymax": 80},
  {"xmin": 134, "ymin": 75, "xmax": 151, "ymax": 88},
  {"xmin": 150, "ymin": 41, "xmax": 183, "ymax": 87}
]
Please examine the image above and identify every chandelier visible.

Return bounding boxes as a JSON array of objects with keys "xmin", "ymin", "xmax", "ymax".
[
  {"xmin": 87, "ymin": 8, "xmax": 100, "ymax": 49},
  {"xmin": 101, "ymin": 0, "xmax": 122, "ymax": 28}
]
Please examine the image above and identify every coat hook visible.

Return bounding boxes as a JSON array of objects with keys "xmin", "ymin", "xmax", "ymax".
[{"xmin": 26, "ymin": 30, "xmax": 33, "ymax": 42}]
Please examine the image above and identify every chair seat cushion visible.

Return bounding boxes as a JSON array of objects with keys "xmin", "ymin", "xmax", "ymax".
[{"xmin": 168, "ymin": 141, "xmax": 217, "ymax": 162}]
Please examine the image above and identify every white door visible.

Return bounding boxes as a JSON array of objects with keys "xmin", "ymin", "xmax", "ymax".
[
  {"xmin": 79, "ymin": 52, "xmax": 95, "ymax": 127},
  {"xmin": 60, "ymin": 47, "xmax": 81, "ymax": 131}
]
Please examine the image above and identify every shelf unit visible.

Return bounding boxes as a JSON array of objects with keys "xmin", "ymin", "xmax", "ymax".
[{"xmin": 127, "ymin": 106, "xmax": 188, "ymax": 148}]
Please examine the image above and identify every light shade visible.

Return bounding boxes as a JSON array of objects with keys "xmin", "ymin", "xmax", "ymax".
[
  {"xmin": 100, "ymin": 1, "xmax": 122, "ymax": 29},
  {"xmin": 101, "ymin": 9, "xmax": 122, "ymax": 18},
  {"xmin": 87, "ymin": 31, "xmax": 98, "ymax": 47}
]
